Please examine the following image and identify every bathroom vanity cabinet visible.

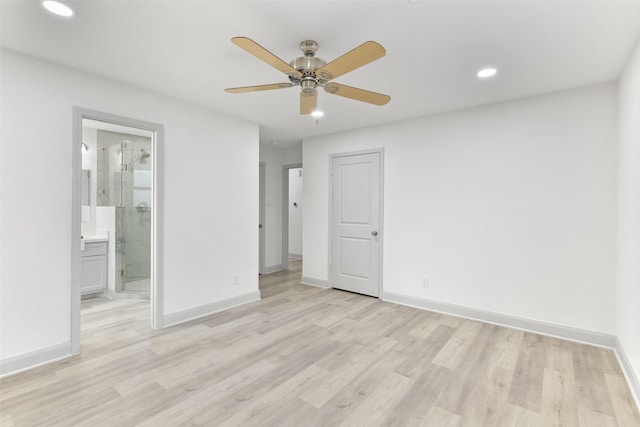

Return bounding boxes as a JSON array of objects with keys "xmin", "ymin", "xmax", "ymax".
[{"xmin": 81, "ymin": 241, "xmax": 108, "ymax": 296}]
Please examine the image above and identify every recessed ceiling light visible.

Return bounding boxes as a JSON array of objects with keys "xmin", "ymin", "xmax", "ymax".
[
  {"xmin": 42, "ymin": 0, "xmax": 75, "ymax": 17},
  {"xmin": 477, "ymin": 67, "xmax": 498, "ymax": 79},
  {"xmin": 311, "ymin": 111, "xmax": 324, "ymax": 118}
]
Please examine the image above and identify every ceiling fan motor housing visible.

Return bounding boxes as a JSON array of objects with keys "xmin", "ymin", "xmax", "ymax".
[
  {"xmin": 289, "ymin": 40, "xmax": 327, "ymax": 91},
  {"xmin": 290, "ymin": 56, "xmax": 327, "ymax": 73}
]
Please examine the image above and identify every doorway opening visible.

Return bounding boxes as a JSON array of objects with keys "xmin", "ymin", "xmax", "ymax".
[
  {"xmin": 72, "ymin": 108, "xmax": 164, "ymax": 354},
  {"xmin": 283, "ymin": 164, "xmax": 303, "ymax": 271}
]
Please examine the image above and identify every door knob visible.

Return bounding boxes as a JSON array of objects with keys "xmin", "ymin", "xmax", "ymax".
[{"xmin": 371, "ymin": 230, "xmax": 378, "ymax": 236}]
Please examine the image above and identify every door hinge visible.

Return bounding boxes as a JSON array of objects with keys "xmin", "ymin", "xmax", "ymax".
[
  {"xmin": 121, "ymin": 164, "xmax": 128, "ymax": 172},
  {"xmin": 120, "ymin": 268, "xmax": 127, "ymax": 277}
]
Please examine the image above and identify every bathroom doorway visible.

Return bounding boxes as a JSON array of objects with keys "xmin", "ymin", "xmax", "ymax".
[{"xmin": 72, "ymin": 108, "xmax": 164, "ymax": 354}]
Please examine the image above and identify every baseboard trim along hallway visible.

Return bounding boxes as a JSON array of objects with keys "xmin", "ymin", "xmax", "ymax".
[
  {"xmin": 615, "ymin": 337, "xmax": 640, "ymax": 412},
  {"xmin": 300, "ymin": 276, "xmax": 329, "ymax": 288},
  {"xmin": 0, "ymin": 342, "xmax": 71, "ymax": 378},
  {"xmin": 164, "ymin": 291, "xmax": 261, "ymax": 327}
]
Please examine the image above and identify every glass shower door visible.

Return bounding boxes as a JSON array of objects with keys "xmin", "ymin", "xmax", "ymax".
[
  {"xmin": 95, "ymin": 129, "xmax": 153, "ymax": 299},
  {"xmin": 119, "ymin": 142, "xmax": 152, "ymax": 295}
]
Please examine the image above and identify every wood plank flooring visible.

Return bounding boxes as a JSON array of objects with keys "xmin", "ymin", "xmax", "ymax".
[{"xmin": 1, "ymin": 259, "xmax": 639, "ymax": 426}]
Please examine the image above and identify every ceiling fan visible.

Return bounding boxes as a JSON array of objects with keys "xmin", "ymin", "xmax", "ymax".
[{"xmin": 225, "ymin": 37, "xmax": 391, "ymax": 115}]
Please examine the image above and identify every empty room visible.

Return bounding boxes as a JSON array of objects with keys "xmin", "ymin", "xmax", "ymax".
[{"xmin": 1, "ymin": 1, "xmax": 640, "ymax": 425}]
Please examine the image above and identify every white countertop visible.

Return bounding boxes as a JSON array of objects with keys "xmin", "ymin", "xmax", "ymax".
[{"xmin": 82, "ymin": 235, "xmax": 109, "ymax": 243}]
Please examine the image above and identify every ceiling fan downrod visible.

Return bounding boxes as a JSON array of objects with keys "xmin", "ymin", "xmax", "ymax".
[{"xmin": 300, "ymin": 40, "xmax": 319, "ymax": 57}]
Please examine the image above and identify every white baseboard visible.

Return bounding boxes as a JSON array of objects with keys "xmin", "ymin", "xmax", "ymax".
[
  {"xmin": 263, "ymin": 264, "xmax": 286, "ymax": 274},
  {"xmin": 614, "ymin": 337, "xmax": 640, "ymax": 412},
  {"xmin": 164, "ymin": 291, "xmax": 261, "ymax": 328},
  {"xmin": 288, "ymin": 253, "xmax": 302, "ymax": 259},
  {"xmin": 380, "ymin": 291, "xmax": 617, "ymax": 348},
  {"xmin": 0, "ymin": 342, "xmax": 71, "ymax": 378},
  {"xmin": 300, "ymin": 276, "xmax": 330, "ymax": 289}
]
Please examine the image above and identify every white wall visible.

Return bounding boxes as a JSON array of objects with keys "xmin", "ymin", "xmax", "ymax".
[
  {"xmin": 617, "ymin": 40, "xmax": 640, "ymax": 390},
  {"xmin": 80, "ymin": 127, "xmax": 97, "ymax": 229},
  {"xmin": 259, "ymin": 144, "xmax": 302, "ymax": 271},
  {"xmin": 303, "ymin": 83, "xmax": 617, "ymax": 334},
  {"xmin": 288, "ymin": 168, "xmax": 303, "ymax": 257},
  {"xmin": 0, "ymin": 49, "xmax": 259, "ymax": 363}
]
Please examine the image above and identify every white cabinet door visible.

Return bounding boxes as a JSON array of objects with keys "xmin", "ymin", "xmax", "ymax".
[
  {"xmin": 331, "ymin": 152, "xmax": 382, "ymax": 297},
  {"xmin": 81, "ymin": 242, "xmax": 108, "ymax": 295}
]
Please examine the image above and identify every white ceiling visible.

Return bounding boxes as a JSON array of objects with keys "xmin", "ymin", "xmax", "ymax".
[{"xmin": 2, "ymin": 1, "xmax": 640, "ymax": 148}]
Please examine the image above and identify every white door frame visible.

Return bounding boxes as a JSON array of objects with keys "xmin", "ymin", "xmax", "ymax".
[
  {"xmin": 282, "ymin": 163, "xmax": 302, "ymax": 268},
  {"xmin": 259, "ymin": 162, "xmax": 266, "ymax": 275},
  {"xmin": 71, "ymin": 107, "xmax": 164, "ymax": 354},
  {"xmin": 328, "ymin": 149, "xmax": 384, "ymax": 297}
]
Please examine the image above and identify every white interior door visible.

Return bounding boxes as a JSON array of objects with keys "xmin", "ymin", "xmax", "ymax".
[{"xmin": 331, "ymin": 152, "xmax": 381, "ymax": 297}]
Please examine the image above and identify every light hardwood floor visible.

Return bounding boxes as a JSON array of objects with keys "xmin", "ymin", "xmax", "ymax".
[{"xmin": 2, "ymin": 259, "xmax": 639, "ymax": 426}]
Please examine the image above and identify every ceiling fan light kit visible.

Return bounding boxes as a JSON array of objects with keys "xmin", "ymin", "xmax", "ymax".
[
  {"xmin": 477, "ymin": 67, "xmax": 498, "ymax": 79},
  {"xmin": 225, "ymin": 37, "xmax": 391, "ymax": 115},
  {"xmin": 41, "ymin": 0, "xmax": 75, "ymax": 17}
]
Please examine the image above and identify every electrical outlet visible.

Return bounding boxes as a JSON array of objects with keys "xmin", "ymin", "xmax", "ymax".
[
  {"xmin": 421, "ymin": 277, "xmax": 430, "ymax": 288},
  {"xmin": 233, "ymin": 274, "xmax": 240, "ymax": 287}
]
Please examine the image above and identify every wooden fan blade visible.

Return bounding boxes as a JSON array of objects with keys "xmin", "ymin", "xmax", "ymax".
[
  {"xmin": 225, "ymin": 83, "xmax": 293, "ymax": 93},
  {"xmin": 316, "ymin": 41, "xmax": 386, "ymax": 81},
  {"xmin": 324, "ymin": 83, "xmax": 391, "ymax": 106},
  {"xmin": 300, "ymin": 90, "xmax": 317, "ymax": 115},
  {"xmin": 231, "ymin": 37, "xmax": 302, "ymax": 78}
]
